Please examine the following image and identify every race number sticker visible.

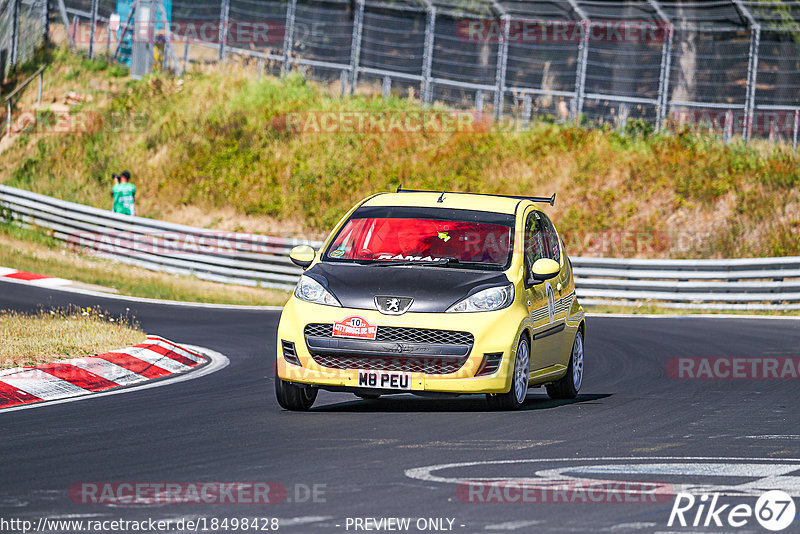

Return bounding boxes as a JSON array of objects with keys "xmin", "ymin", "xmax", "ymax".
[
  {"xmin": 333, "ymin": 316, "xmax": 378, "ymax": 340},
  {"xmin": 545, "ymin": 281, "xmax": 556, "ymax": 323}
]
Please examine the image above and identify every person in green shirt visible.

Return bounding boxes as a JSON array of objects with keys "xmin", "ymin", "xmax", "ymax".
[{"xmin": 112, "ymin": 170, "xmax": 136, "ymax": 216}]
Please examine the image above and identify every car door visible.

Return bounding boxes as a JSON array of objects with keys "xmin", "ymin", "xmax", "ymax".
[{"xmin": 523, "ymin": 210, "xmax": 567, "ymax": 371}]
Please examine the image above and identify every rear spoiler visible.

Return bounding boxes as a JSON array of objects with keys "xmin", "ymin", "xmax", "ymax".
[{"xmin": 396, "ymin": 186, "xmax": 556, "ymax": 206}]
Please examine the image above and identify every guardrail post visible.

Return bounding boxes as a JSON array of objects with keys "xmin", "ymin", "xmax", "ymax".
[
  {"xmin": 522, "ymin": 94, "xmax": 532, "ymax": 129},
  {"xmin": 5, "ymin": 99, "xmax": 11, "ymax": 137},
  {"xmin": 794, "ymin": 109, "xmax": 798, "ymax": 153},
  {"xmin": 421, "ymin": 4, "xmax": 436, "ymax": 104},
  {"xmin": 218, "ymin": 0, "xmax": 230, "ymax": 62},
  {"xmin": 724, "ymin": 109, "xmax": 733, "ymax": 144},
  {"xmin": 10, "ymin": 0, "xmax": 21, "ymax": 69},
  {"xmin": 493, "ymin": 14, "xmax": 509, "ymax": 119},
  {"xmin": 89, "ymin": 0, "xmax": 99, "ymax": 58},
  {"xmin": 475, "ymin": 90, "xmax": 484, "ymax": 113},
  {"xmin": 348, "ymin": 0, "xmax": 365, "ymax": 94},
  {"xmin": 37, "ymin": 70, "xmax": 43, "ymax": 105},
  {"xmin": 281, "ymin": 0, "xmax": 297, "ymax": 76},
  {"xmin": 382, "ymin": 75, "xmax": 391, "ymax": 98}
]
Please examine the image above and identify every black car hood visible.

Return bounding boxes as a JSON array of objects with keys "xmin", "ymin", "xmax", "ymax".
[{"xmin": 305, "ymin": 262, "xmax": 511, "ymax": 313}]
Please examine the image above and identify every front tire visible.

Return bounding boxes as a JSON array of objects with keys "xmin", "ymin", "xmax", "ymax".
[
  {"xmin": 546, "ymin": 329, "xmax": 583, "ymax": 399},
  {"xmin": 486, "ymin": 336, "xmax": 530, "ymax": 410},
  {"xmin": 275, "ymin": 376, "xmax": 317, "ymax": 411}
]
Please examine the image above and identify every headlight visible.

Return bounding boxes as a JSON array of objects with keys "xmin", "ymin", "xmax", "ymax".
[
  {"xmin": 294, "ymin": 275, "xmax": 341, "ymax": 307},
  {"xmin": 446, "ymin": 284, "xmax": 514, "ymax": 313}
]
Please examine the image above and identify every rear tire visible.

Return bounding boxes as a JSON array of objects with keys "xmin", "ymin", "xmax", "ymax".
[
  {"xmin": 486, "ymin": 336, "xmax": 530, "ymax": 410},
  {"xmin": 546, "ymin": 329, "xmax": 583, "ymax": 400},
  {"xmin": 275, "ymin": 376, "xmax": 317, "ymax": 411}
]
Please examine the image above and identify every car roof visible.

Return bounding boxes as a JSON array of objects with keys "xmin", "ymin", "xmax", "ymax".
[{"xmin": 362, "ymin": 192, "xmax": 540, "ymax": 215}]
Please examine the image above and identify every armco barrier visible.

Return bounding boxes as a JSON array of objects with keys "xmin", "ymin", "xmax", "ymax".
[
  {"xmin": 1, "ymin": 185, "xmax": 799, "ymax": 310},
  {"xmin": 0, "ymin": 185, "xmax": 320, "ymax": 290},
  {"xmin": 572, "ymin": 257, "xmax": 800, "ymax": 311}
]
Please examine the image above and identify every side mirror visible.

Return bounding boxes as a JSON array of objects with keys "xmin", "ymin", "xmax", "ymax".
[
  {"xmin": 289, "ymin": 245, "xmax": 315, "ymax": 269},
  {"xmin": 528, "ymin": 258, "xmax": 560, "ymax": 285}
]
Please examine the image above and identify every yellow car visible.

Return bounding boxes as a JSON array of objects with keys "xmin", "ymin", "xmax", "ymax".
[{"xmin": 275, "ymin": 189, "xmax": 585, "ymax": 410}]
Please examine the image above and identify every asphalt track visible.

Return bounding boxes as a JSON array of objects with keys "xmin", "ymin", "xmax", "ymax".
[{"xmin": 1, "ymin": 282, "xmax": 799, "ymax": 533}]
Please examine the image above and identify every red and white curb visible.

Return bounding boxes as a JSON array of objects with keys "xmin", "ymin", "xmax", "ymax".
[
  {"xmin": 0, "ymin": 267, "xmax": 74, "ymax": 288},
  {"xmin": 0, "ymin": 335, "xmax": 209, "ymax": 410}
]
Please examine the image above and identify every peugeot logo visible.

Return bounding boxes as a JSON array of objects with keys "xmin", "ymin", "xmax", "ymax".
[
  {"xmin": 374, "ymin": 295, "xmax": 413, "ymax": 315},
  {"xmin": 386, "ymin": 298, "xmax": 401, "ymax": 313}
]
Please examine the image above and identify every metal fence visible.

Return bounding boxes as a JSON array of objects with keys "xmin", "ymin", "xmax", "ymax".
[
  {"xmin": 0, "ymin": 0, "xmax": 48, "ymax": 81},
  {"xmin": 50, "ymin": 0, "xmax": 800, "ymax": 146},
  {"xmin": 2, "ymin": 184, "xmax": 799, "ymax": 310}
]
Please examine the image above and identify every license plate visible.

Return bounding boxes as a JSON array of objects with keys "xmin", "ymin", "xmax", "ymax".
[{"xmin": 357, "ymin": 370, "xmax": 412, "ymax": 390}]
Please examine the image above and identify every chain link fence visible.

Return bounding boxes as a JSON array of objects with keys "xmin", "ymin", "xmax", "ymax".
[
  {"xmin": 1, "ymin": 0, "xmax": 48, "ymax": 81},
  {"xmin": 8, "ymin": 0, "xmax": 800, "ymax": 146}
]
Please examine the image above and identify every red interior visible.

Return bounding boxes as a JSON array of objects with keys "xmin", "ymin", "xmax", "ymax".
[{"xmin": 327, "ymin": 218, "xmax": 511, "ymax": 265}]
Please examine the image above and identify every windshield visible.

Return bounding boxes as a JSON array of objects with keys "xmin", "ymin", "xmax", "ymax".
[{"xmin": 324, "ymin": 207, "xmax": 514, "ymax": 270}]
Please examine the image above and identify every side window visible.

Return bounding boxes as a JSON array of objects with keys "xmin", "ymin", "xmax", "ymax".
[
  {"xmin": 524, "ymin": 212, "xmax": 547, "ymax": 272},
  {"xmin": 539, "ymin": 213, "xmax": 561, "ymax": 264}
]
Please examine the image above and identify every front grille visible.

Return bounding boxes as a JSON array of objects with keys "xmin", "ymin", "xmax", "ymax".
[
  {"xmin": 304, "ymin": 323, "xmax": 474, "ymax": 375},
  {"xmin": 304, "ymin": 323, "xmax": 474, "ymax": 346},
  {"xmin": 310, "ymin": 354, "xmax": 467, "ymax": 375}
]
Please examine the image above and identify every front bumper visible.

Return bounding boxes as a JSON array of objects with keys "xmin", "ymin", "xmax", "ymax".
[{"xmin": 276, "ymin": 298, "xmax": 527, "ymax": 394}]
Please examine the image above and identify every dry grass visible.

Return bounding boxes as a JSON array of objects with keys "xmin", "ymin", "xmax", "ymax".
[{"xmin": 0, "ymin": 307, "xmax": 145, "ymax": 369}]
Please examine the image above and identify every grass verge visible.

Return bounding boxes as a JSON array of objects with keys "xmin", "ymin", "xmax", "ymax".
[
  {"xmin": 0, "ymin": 223, "xmax": 291, "ymax": 306},
  {"xmin": 0, "ymin": 307, "xmax": 145, "ymax": 369}
]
